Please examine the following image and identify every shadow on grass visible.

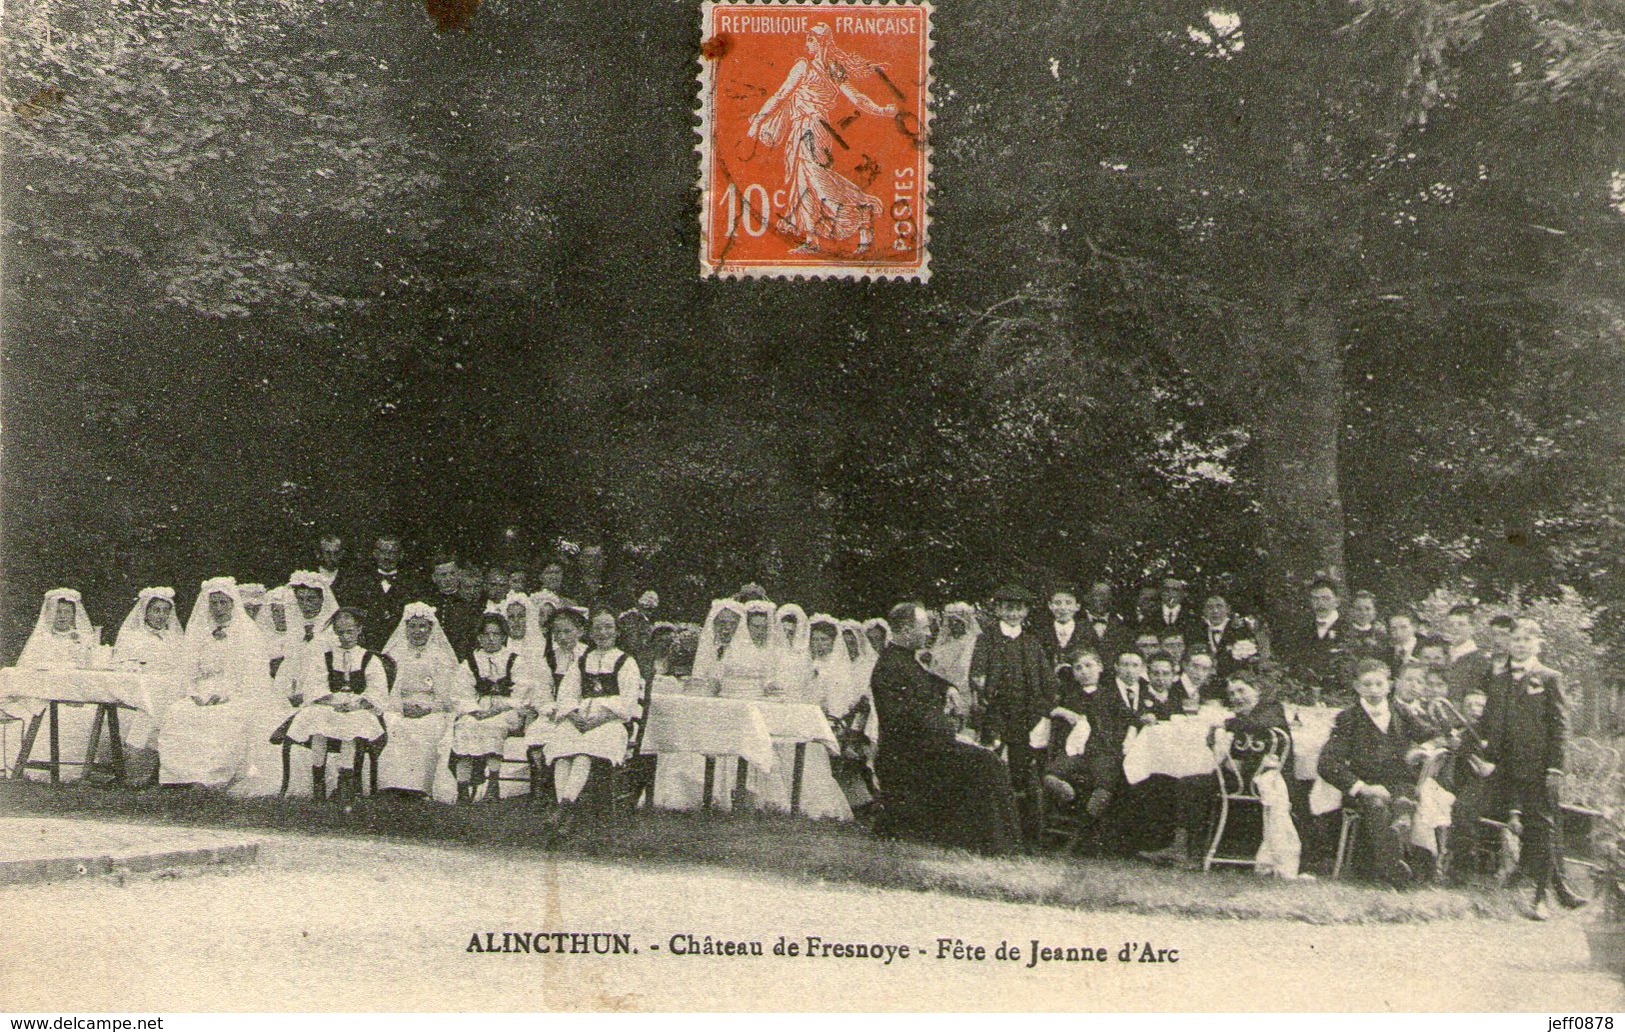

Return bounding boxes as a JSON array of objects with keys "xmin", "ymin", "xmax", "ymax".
[{"xmin": 0, "ymin": 780, "xmax": 1524, "ymax": 924}]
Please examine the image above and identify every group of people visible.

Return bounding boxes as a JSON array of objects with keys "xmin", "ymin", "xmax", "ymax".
[
  {"xmin": 868, "ymin": 577, "xmax": 1587, "ymax": 921},
  {"xmin": 0, "ymin": 534, "xmax": 1592, "ymax": 918}
]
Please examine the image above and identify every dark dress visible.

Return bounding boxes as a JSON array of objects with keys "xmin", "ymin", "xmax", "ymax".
[{"xmin": 869, "ymin": 644, "xmax": 1022, "ymax": 855}]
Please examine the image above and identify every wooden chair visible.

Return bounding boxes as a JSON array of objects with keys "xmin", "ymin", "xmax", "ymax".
[
  {"xmin": 1331, "ymin": 808, "xmax": 1363, "ymax": 879},
  {"xmin": 275, "ymin": 652, "xmax": 394, "ymax": 799}
]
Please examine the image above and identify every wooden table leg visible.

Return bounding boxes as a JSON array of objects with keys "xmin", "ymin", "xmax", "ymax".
[
  {"xmin": 790, "ymin": 743, "xmax": 807, "ymax": 816},
  {"xmin": 732, "ymin": 757, "xmax": 750, "ymax": 811},
  {"xmin": 702, "ymin": 756, "xmax": 717, "ymax": 810},
  {"xmin": 47, "ymin": 701, "xmax": 61, "ymax": 784},
  {"xmin": 13, "ymin": 712, "xmax": 44, "ymax": 780},
  {"xmin": 85, "ymin": 703, "xmax": 107, "ymax": 783},
  {"xmin": 106, "ymin": 705, "xmax": 126, "ymax": 783}
]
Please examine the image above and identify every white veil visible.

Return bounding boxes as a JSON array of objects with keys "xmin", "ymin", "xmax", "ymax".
[
  {"xmin": 113, "ymin": 586, "xmax": 182, "ymax": 653},
  {"xmin": 692, "ymin": 598, "xmax": 746, "ymax": 684},
  {"xmin": 19, "ymin": 588, "xmax": 91, "ymax": 668},
  {"xmin": 927, "ymin": 600, "xmax": 981, "ymax": 691},
  {"xmin": 383, "ymin": 601, "xmax": 459, "ymax": 667}
]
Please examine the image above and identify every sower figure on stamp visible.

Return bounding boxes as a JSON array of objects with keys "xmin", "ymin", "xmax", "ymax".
[
  {"xmin": 1478, "ymin": 617, "xmax": 1588, "ymax": 920},
  {"xmin": 747, "ymin": 24, "xmax": 895, "ymax": 255},
  {"xmin": 969, "ymin": 584, "xmax": 1058, "ymax": 844}
]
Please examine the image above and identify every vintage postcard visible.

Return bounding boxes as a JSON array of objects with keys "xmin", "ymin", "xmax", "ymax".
[{"xmin": 2, "ymin": 0, "xmax": 1624, "ymax": 1020}]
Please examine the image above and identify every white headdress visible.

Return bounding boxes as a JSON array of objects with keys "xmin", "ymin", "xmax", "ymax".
[
  {"xmin": 182, "ymin": 576, "xmax": 269, "ymax": 688},
  {"xmin": 237, "ymin": 583, "xmax": 267, "ymax": 608},
  {"xmin": 693, "ymin": 598, "xmax": 747, "ymax": 683},
  {"xmin": 383, "ymin": 601, "xmax": 458, "ymax": 668},
  {"xmin": 807, "ymin": 612, "xmax": 860, "ymax": 714},
  {"xmin": 286, "ymin": 570, "xmax": 338, "ymax": 640},
  {"xmin": 19, "ymin": 588, "xmax": 91, "ymax": 668},
  {"xmin": 928, "ymin": 601, "xmax": 981, "ymax": 691},
  {"xmin": 114, "ymin": 586, "xmax": 182, "ymax": 651},
  {"xmin": 773, "ymin": 602, "xmax": 813, "ymax": 696}
]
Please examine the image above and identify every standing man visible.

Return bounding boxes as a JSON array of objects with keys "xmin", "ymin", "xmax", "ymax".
[
  {"xmin": 1196, "ymin": 593, "xmax": 1256, "ymax": 681},
  {"xmin": 346, "ymin": 533, "xmax": 420, "ymax": 649},
  {"xmin": 1480, "ymin": 618, "xmax": 1587, "ymax": 919},
  {"xmin": 1038, "ymin": 584, "xmax": 1086, "ymax": 698},
  {"xmin": 1077, "ymin": 580, "xmax": 1126, "ymax": 663},
  {"xmin": 316, "ymin": 533, "xmax": 347, "ymax": 601},
  {"xmin": 1285, "ymin": 578, "xmax": 1345, "ymax": 691},
  {"xmin": 870, "ymin": 602, "xmax": 1022, "ymax": 854},
  {"xmin": 1145, "ymin": 575, "xmax": 1200, "ymax": 642},
  {"xmin": 1440, "ymin": 603, "xmax": 1493, "ymax": 708},
  {"xmin": 969, "ymin": 584, "xmax": 1058, "ymax": 843}
]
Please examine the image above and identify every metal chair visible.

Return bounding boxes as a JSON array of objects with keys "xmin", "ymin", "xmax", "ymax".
[
  {"xmin": 1204, "ymin": 726, "xmax": 1291, "ymax": 871},
  {"xmin": 1331, "ymin": 807, "xmax": 1363, "ymax": 879}
]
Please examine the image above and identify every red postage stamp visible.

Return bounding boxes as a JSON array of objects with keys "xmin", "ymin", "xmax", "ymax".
[{"xmin": 698, "ymin": 0, "xmax": 933, "ymax": 280}]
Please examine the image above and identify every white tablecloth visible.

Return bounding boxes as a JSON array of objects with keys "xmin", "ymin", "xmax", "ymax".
[
  {"xmin": 640, "ymin": 695, "xmax": 777, "ymax": 772},
  {"xmin": 1122, "ymin": 709, "xmax": 1229, "ymax": 784},
  {"xmin": 0, "ymin": 667, "xmax": 158, "ymax": 717},
  {"xmin": 1283, "ymin": 704, "xmax": 1338, "ymax": 780}
]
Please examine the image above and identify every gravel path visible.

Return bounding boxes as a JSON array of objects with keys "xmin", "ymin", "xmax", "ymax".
[{"xmin": 1, "ymin": 830, "xmax": 1619, "ymax": 1012}]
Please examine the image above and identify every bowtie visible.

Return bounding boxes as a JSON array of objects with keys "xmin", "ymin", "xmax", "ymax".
[{"xmin": 304, "ymin": 625, "xmax": 315, "ymax": 642}]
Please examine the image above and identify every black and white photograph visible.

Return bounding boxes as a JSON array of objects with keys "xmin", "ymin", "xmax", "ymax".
[{"xmin": 2, "ymin": 0, "xmax": 1624, "ymax": 1016}]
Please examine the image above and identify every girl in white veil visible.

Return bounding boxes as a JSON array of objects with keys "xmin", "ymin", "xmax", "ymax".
[
  {"xmin": 11, "ymin": 589, "xmax": 98, "ymax": 779},
  {"xmin": 492, "ymin": 591, "xmax": 545, "ymax": 665},
  {"xmin": 770, "ymin": 602, "xmax": 812, "ymax": 699},
  {"xmin": 255, "ymin": 585, "xmax": 294, "ymax": 671},
  {"xmin": 762, "ymin": 611, "xmax": 854, "ymax": 820},
  {"xmin": 928, "ymin": 601, "xmax": 981, "ymax": 693},
  {"xmin": 112, "ymin": 587, "xmax": 184, "ymax": 781},
  {"xmin": 160, "ymin": 577, "xmax": 272, "ymax": 790},
  {"xmin": 19, "ymin": 588, "xmax": 94, "ymax": 670},
  {"xmin": 379, "ymin": 602, "xmax": 471, "ymax": 802},
  {"xmin": 691, "ymin": 598, "xmax": 745, "ymax": 691},
  {"xmin": 718, "ymin": 599, "xmax": 780, "ymax": 700}
]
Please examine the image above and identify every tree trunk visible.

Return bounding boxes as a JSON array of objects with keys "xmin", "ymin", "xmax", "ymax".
[{"xmin": 1239, "ymin": 289, "xmax": 1348, "ymax": 624}]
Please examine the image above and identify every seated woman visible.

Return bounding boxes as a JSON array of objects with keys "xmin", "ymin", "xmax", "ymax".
[
  {"xmin": 112, "ymin": 587, "xmax": 185, "ymax": 784},
  {"xmin": 19, "ymin": 588, "xmax": 94, "ymax": 670},
  {"xmin": 717, "ymin": 600, "xmax": 779, "ymax": 700},
  {"xmin": 283, "ymin": 608, "xmax": 388, "ymax": 803},
  {"xmin": 10, "ymin": 588, "xmax": 99, "ymax": 778},
  {"xmin": 767, "ymin": 613, "xmax": 854, "ymax": 820},
  {"xmin": 690, "ymin": 599, "xmax": 745, "ymax": 692},
  {"xmin": 1212, "ymin": 671, "xmax": 1299, "ymax": 878},
  {"xmin": 451, "ymin": 613, "xmax": 544, "ymax": 803},
  {"xmin": 536, "ymin": 610, "xmax": 642, "ymax": 826},
  {"xmin": 650, "ymin": 603, "xmax": 743, "ymax": 810},
  {"xmin": 379, "ymin": 602, "xmax": 471, "ymax": 802},
  {"xmin": 275, "ymin": 571, "xmax": 339, "ymax": 699},
  {"xmin": 160, "ymin": 578, "xmax": 271, "ymax": 790},
  {"xmin": 522, "ymin": 607, "xmax": 587, "ymax": 794}
]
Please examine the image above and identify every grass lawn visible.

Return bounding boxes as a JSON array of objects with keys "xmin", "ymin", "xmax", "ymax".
[{"xmin": 0, "ymin": 779, "xmax": 1529, "ymax": 924}]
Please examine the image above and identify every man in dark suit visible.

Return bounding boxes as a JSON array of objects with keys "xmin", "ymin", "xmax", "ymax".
[
  {"xmin": 970, "ymin": 584, "xmax": 1058, "ymax": 842},
  {"xmin": 1480, "ymin": 618, "xmax": 1586, "ymax": 919},
  {"xmin": 315, "ymin": 532, "xmax": 348, "ymax": 601},
  {"xmin": 344, "ymin": 533, "xmax": 423, "ymax": 649},
  {"xmin": 1440, "ymin": 603, "xmax": 1494, "ymax": 708},
  {"xmin": 1194, "ymin": 593, "xmax": 1258, "ymax": 681},
  {"xmin": 1143, "ymin": 575, "xmax": 1201, "ymax": 642},
  {"xmin": 1317, "ymin": 658, "xmax": 1433, "ymax": 886},
  {"xmin": 1037, "ymin": 584, "xmax": 1086, "ymax": 672},
  {"xmin": 870, "ymin": 602, "xmax": 1022, "ymax": 855},
  {"xmin": 1077, "ymin": 651, "xmax": 1150, "ymax": 855},
  {"xmin": 1077, "ymin": 581, "xmax": 1127, "ymax": 662},
  {"xmin": 1283, "ymin": 577, "xmax": 1346, "ymax": 691}
]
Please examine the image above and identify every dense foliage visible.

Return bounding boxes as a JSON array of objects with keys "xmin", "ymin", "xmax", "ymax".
[{"xmin": 3, "ymin": 0, "xmax": 1624, "ymax": 685}]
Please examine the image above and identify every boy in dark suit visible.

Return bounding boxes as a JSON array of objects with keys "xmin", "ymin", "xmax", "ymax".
[
  {"xmin": 1316, "ymin": 658, "xmax": 1433, "ymax": 886},
  {"xmin": 969, "ymin": 584, "xmax": 1058, "ymax": 842},
  {"xmin": 1480, "ymin": 618, "xmax": 1587, "ymax": 919},
  {"xmin": 1077, "ymin": 581, "xmax": 1126, "ymax": 663}
]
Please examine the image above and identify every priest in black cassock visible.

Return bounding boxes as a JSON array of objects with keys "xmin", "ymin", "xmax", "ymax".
[
  {"xmin": 969, "ymin": 583, "xmax": 1058, "ymax": 843},
  {"xmin": 870, "ymin": 602, "xmax": 1022, "ymax": 855}
]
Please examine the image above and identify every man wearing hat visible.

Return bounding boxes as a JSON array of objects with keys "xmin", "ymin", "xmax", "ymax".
[{"xmin": 969, "ymin": 583, "xmax": 1058, "ymax": 843}]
